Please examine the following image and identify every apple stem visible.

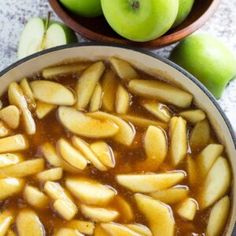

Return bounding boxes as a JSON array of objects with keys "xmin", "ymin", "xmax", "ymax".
[
  {"xmin": 130, "ymin": 0, "xmax": 140, "ymax": 10},
  {"xmin": 45, "ymin": 11, "xmax": 51, "ymax": 32}
]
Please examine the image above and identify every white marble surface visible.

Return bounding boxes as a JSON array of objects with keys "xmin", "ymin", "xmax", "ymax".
[{"xmin": 0, "ymin": 0, "xmax": 235, "ymax": 132}]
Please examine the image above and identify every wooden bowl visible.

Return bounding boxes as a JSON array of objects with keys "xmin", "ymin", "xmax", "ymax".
[{"xmin": 49, "ymin": 0, "xmax": 220, "ymax": 48}]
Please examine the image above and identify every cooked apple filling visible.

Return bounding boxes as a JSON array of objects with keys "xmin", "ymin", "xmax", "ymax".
[{"xmin": 0, "ymin": 57, "xmax": 231, "ymax": 236}]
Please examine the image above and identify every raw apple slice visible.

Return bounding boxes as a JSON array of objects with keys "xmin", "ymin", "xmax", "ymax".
[
  {"xmin": 129, "ymin": 79, "xmax": 193, "ymax": 108},
  {"xmin": 199, "ymin": 157, "xmax": 231, "ymax": 209},
  {"xmin": 76, "ymin": 61, "xmax": 105, "ymax": 110},
  {"xmin": 0, "ymin": 210, "xmax": 14, "ymax": 236},
  {"xmin": 58, "ymin": 107, "xmax": 119, "ymax": 139},
  {"xmin": 150, "ymin": 186, "xmax": 189, "ymax": 204},
  {"xmin": 23, "ymin": 185, "xmax": 49, "ymax": 209},
  {"xmin": 90, "ymin": 141, "xmax": 116, "ymax": 168},
  {"xmin": 179, "ymin": 109, "xmax": 206, "ymax": 124},
  {"xmin": 175, "ymin": 198, "xmax": 198, "ymax": 221},
  {"xmin": 126, "ymin": 224, "xmax": 152, "ymax": 236},
  {"xmin": 16, "ymin": 209, "xmax": 45, "ymax": 236},
  {"xmin": 101, "ymin": 0, "xmax": 179, "ymax": 42},
  {"xmin": 109, "ymin": 57, "xmax": 139, "ymax": 81},
  {"xmin": 169, "ymin": 117, "xmax": 187, "ymax": 166},
  {"xmin": 196, "ymin": 144, "xmax": 223, "ymax": 178},
  {"xmin": 141, "ymin": 99, "xmax": 172, "ymax": 122},
  {"xmin": 115, "ymin": 84, "xmax": 131, "ymax": 114},
  {"xmin": 55, "ymin": 228, "xmax": 83, "ymax": 236},
  {"xmin": 71, "ymin": 136, "xmax": 107, "ymax": 171},
  {"xmin": 66, "ymin": 220, "xmax": 95, "ymax": 235},
  {"xmin": 144, "ymin": 125, "xmax": 168, "ymax": 170},
  {"xmin": 206, "ymin": 196, "xmax": 230, "ymax": 236},
  {"xmin": 35, "ymin": 101, "xmax": 57, "ymax": 119},
  {"xmin": 116, "ymin": 172, "xmax": 185, "ymax": 193},
  {"xmin": 101, "ymin": 223, "xmax": 141, "ymax": 236},
  {"xmin": 65, "ymin": 177, "xmax": 116, "ymax": 206},
  {"xmin": 101, "ymin": 69, "xmax": 118, "ymax": 112},
  {"xmin": 190, "ymin": 119, "xmax": 210, "ymax": 152},
  {"xmin": 89, "ymin": 83, "xmax": 103, "ymax": 112},
  {"xmin": 135, "ymin": 193, "xmax": 175, "ymax": 236},
  {"xmin": 30, "ymin": 80, "xmax": 75, "ymax": 106},
  {"xmin": 17, "ymin": 17, "xmax": 77, "ymax": 59},
  {"xmin": 36, "ymin": 168, "xmax": 63, "ymax": 183},
  {"xmin": 0, "ymin": 105, "xmax": 20, "ymax": 129},
  {"xmin": 57, "ymin": 138, "xmax": 88, "ymax": 170},
  {"xmin": 88, "ymin": 111, "xmax": 136, "ymax": 146},
  {"xmin": 0, "ymin": 153, "xmax": 23, "ymax": 168},
  {"xmin": 80, "ymin": 205, "xmax": 119, "ymax": 222},
  {"xmin": 0, "ymin": 178, "xmax": 25, "ymax": 201}
]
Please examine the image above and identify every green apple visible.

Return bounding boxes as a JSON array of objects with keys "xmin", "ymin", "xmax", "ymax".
[
  {"xmin": 170, "ymin": 34, "xmax": 236, "ymax": 98},
  {"xmin": 59, "ymin": 0, "xmax": 103, "ymax": 17},
  {"xmin": 173, "ymin": 0, "xmax": 194, "ymax": 28},
  {"xmin": 18, "ymin": 18, "xmax": 77, "ymax": 59},
  {"xmin": 101, "ymin": 0, "xmax": 179, "ymax": 42}
]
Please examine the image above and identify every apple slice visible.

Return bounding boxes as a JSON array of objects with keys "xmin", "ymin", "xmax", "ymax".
[
  {"xmin": 179, "ymin": 109, "xmax": 206, "ymax": 124},
  {"xmin": 57, "ymin": 138, "xmax": 88, "ymax": 170},
  {"xmin": 113, "ymin": 195, "xmax": 134, "ymax": 222},
  {"xmin": 30, "ymin": 80, "xmax": 75, "ymax": 106},
  {"xmin": 141, "ymin": 99, "xmax": 172, "ymax": 123},
  {"xmin": 190, "ymin": 119, "xmax": 210, "ymax": 152},
  {"xmin": 88, "ymin": 111, "xmax": 136, "ymax": 146},
  {"xmin": 23, "ymin": 185, "xmax": 49, "ymax": 209},
  {"xmin": 20, "ymin": 78, "xmax": 36, "ymax": 109},
  {"xmin": 89, "ymin": 83, "xmax": 103, "ymax": 112},
  {"xmin": 0, "ymin": 178, "xmax": 25, "ymax": 201},
  {"xmin": 175, "ymin": 198, "xmax": 198, "ymax": 221},
  {"xmin": 0, "ymin": 105, "xmax": 20, "ymax": 129},
  {"xmin": 58, "ymin": 107, "xmax": 119, "ymax": 139},
  {"xmin": 101, "ymin": 223, "xmax": 141, "ymax": 236},
  {"xmin": 115, "ymin": 84, "xmax": 131, "ymax": 114},
  {"xmin": 0, "ymin": 121, "xmax": 11, "ymax": 138},
  {"xmin": 36, "ymin": 168, "xmax": 63, "ymax": 183},
  {"xmin": 116, "ymin": 172, "xmax": 185, "ymax": 193},
  {"xmin": 0, "ymin": 210, "xmax": 14, "ymax": 236},
  {"xmin": 35, "ymin": 101, "xmax": 56, "ymax": 119},
  {"xmin": 16, "ymin": 209, "xmax": 45, "ymax": 236},
  {"xmin": 129, "ymin": 79, "xmax": 193, "ymax": 108},
  {"xmin": 0, "ymin": 153, "xmax": 23, "ymax": 168},
  {"xmin": 76, "ymin": 61, "xmax": 105, "ymax": 110},
  {"xmin": 65, "ymin": 177, "xmax": 116, "ymax": 206},
  {"xmin": 102, "ymin": 69, "xmax": 118, "ymax": 112},
  {"xmin": 144, "ymin": 126, "xmax": 168, "ymax": 170},
  {"xmin": 126, "ymin": 224, "xmax": 152, "ymax": 236},
  {"xmin": 80, "ymin": 205, "xmax": 119, "ymax": 223},
  {"xmin": 40, "ymin": 142, "xmax": 62, "ymax": 167},
  {"xmin": 53, "ymin": 198, "xmax": 78, "ymax": 220},
  {"xmin": 120, "ymin": 114, "xmax": 167, "ymax": 129},
  {"xmin": 17, "ymin": 17, "xmax": 77, "ymax": 59},
  {"xmin": 42, "ymin": 63, "xmax": 89, "ymax": 79},
  {"xmin": 8, "ymin": 82, "xmax": 36, "ymax": 135},
  {"xmin": 55, "ymin": 228, "xmax": 84, "ymax": 236},
  {"xmin": 109, "ymin": 57, "xmax": 139, "ymax": 81},
  {"xmin": 72, "ymin": 136, "xmax": 107, "ymax": 171},
  {"xmin": 186, "ymin": 155, "xmax": 197, "ymax": 187},
  {"xmin": 169, "ymin": 117, "xmax": 187, "ymax": 166},
  {"xmin": 90, "ymin": 141, "xmax": 115, "ymax": 168},
  {"xmin": 94, "ymin": 225, "xmax": 109, "ymax": 236},
  {"xmin": 206, "ymin": 196, "xmax": 230, "ymax": 236},
  {"xmin": 199, "ymin": 157, "xmax": 231, "ymax": 209},
  {"xmin": 135, "ymin": 193, "xmax": 175, "ymax": 236},
  {"xmin": 196, "ymin": 144, "xmax": 224, "ymax": 178},
  {"xmin": 66, "ymin": 220, "xmax": 95, "ymax": 235},
  {"xmin": 0, "ymin": 134, "xmax": 28, "ymax": 154},
  {"xmin": 0, "ymin": 159, "xmax": 44, "ymax": 178},
  {"xmin": 150, "ymin": 186, "xmax": 189, "ymax": 204}
]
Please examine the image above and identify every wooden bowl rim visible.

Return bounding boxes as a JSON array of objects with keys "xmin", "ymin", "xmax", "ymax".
[{"xmin": 49, "ymin": 0, "xmax": 221, "ymax": 48}]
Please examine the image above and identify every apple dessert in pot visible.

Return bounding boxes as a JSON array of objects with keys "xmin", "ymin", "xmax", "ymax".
[{"xmin": 0, "ymin": 57, "xmax": 232, "ymax": 236}]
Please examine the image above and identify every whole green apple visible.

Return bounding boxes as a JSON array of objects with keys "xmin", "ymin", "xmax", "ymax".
[
  {"xmin": 173, "ymin": 0, "xmax": 194, "ymax": 27},
  {"xmin": 170, "ymin": 34, "xmax": 236, "ymax": 98},
  {"xmin": 101, "ymin": 0, "xmax": 179, "ymax": 42},
  {"xmin": 59, "ymin": 0, "xmax": 103, "ymax": 17}
]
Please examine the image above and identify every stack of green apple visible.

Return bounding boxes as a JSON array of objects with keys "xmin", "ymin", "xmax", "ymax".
[{"xmin": 59, "ymin": 0, "xmax": 195, "ymax": 42}]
